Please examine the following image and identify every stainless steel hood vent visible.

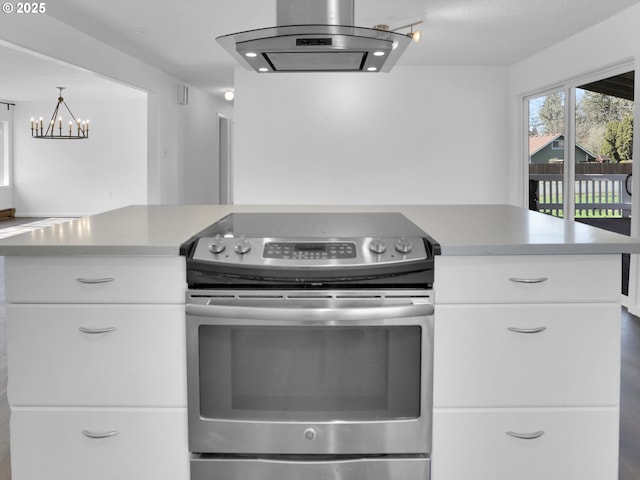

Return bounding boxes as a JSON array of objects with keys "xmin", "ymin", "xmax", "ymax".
[{"xmin": 216, "ymin": 0, "xmax": 412, "ymax": 73}]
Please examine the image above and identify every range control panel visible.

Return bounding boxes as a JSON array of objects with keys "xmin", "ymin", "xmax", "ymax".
[
  {"xmin": 264, "ymin": 242, "xmax": 356, "ymax": 260},
  {"xmin": 191, "ymin": 236, "xmax": 428, "ymax": 268}
]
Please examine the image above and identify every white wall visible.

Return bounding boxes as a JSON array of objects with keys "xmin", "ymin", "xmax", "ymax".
[
  {"xmin": 0, "ymin": 13, "xmax": 232, "ymax": 209},
  {"xmin": 510, "ymin": 4, "xmax": 640, "ymax": 98},
  {"xmin": 13, "ymin": 99, "xmax": 146, "ymax": 216},
  {"xmin": 4, "ymin": 5, "xmax": 636, "ymax": 211},
  {"xmin": 233, "ymin": 65, "xmax": 510, "ymax": 205}
]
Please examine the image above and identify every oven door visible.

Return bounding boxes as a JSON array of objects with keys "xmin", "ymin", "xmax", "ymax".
[{"xmin": 186, "ymin": 290, "xmax": 434, "ymax": 455}]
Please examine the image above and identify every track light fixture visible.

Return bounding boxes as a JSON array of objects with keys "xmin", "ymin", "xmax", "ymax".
[
  {"xmin": 394, "ymin": 21, "xmax": 424, "ymax": 43},
  {"xmin": 375, "ymin": 20, "xmax": 424, "ymax": 43}
]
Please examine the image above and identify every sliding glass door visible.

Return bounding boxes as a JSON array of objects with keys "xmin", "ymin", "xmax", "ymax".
[
  {"xmin": 526, "ymin": 68, "xmax": 635, "ymax": 295},
  {"xmin": 527, "ymin": 71, "xmax": 634, "ymax": 220}
]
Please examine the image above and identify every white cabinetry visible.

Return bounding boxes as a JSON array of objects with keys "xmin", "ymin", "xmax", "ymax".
[
  {"xmin": 3, "ymin": 252, "xmax": 624, "ymax": 480},
  {"xmin": 5, "ymin": 256, "xmax": 189, "ymax": 480},
  {"xmin": 10, "ymin": 408, "xmax": 188, "ymax": 480},
  {"xmin": 432, "ymin": 255, "xmax": 621, "ymax": 480},
  {"xmin": 433, "ymin": 408, "xmax": 619, "ymax": 480}
]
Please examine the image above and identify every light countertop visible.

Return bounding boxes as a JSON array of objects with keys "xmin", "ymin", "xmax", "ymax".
[{"xmin": 0, "ymin": 204, "xmax": 639, "ymax": 256}]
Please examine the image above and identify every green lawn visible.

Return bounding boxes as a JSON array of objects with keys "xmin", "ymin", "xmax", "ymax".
[{"xmin": 538, "ymin": 192, "xmax": 625, "ymax": 218}]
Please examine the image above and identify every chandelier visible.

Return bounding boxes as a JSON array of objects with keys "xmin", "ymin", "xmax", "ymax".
[{"xmin": 31, "ymin": 87, "xmax": 90, "ymax": 139}]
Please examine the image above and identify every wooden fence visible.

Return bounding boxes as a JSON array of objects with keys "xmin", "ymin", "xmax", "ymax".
[{"xmin": 529, "ymin": 163, "xmax": 632, "ymax": 217}]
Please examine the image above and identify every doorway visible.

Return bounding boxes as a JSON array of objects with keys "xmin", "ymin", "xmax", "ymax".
[{"xmin": 218, "ymin": 114, "xmax": 232, "ymax": 204}]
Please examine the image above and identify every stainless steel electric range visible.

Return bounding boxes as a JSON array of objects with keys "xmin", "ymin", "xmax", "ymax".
[{"xmin": 180, "ymin": 212, "xmax": 439, "ymax": 480}]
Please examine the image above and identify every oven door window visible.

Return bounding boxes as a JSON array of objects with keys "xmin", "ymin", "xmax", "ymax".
[{"xmin": 198, "ymin": 325, "xmax": 421, "ymax": 421}]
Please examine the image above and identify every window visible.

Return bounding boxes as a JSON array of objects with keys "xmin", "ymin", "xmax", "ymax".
[
  {"xmin": 0, "ymin": 106, "xmax": 11, "ymax": 187},
  {"xmin": 528, "ymin": 91, "xmax": 565, "ymax": 217}
]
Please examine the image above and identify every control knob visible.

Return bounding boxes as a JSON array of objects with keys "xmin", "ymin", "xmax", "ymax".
[
  {"xmin": 234, "ymin": 237, "xmax": 252, "ymax": 255},
  {"xmin": 208, "ymin": 235, "xmax": 226, "ymax": 254},
  {"xmin": 394, "ymin": 237, "xmax": 413, "ymax": 254},
  {"xmin": 369, "ymin": 238, "xmax": 387, "ymax": 254}
]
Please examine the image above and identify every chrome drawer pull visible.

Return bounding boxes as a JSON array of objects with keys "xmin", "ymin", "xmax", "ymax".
[
  {"xmin": 508, "ymin": 277, "xmax": 549, "ymax": 284},
  {"xmin": 76, "ymin": 277, "xmax": 115, "ymax": 284},
  {"xmin": 82, "ymin": 429, "xmax": 120, "ymax": 439},
  {"xmin": 507, "ymin": 326, "xmax": 547, "ymax": 334},
  {"xmin": 506, "ymin": 430, "xmax": 545, "ymax": 440},
  {"xmin": 78, "ymin": 326, "xmax": 117, "ymax": 335}
]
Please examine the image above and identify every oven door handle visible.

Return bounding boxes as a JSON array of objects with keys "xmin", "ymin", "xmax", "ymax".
[{"xmin": 186, "ymin": 302, "xmax": 434, "ymax": 323}]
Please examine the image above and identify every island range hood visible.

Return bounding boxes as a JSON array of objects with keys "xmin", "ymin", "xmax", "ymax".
[{"xmin": 216, "ymin": 0, "xmax": 412, "ymax": 73}]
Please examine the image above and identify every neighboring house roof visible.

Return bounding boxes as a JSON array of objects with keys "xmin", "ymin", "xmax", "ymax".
[
  {"xmin": 575, "ymin": 141, "xmax": 597, "ymax": 159},
  {"xmin": 529, "ymin": 133, "xmax": 597, "ymax": 159},
  {"xmin": 529, "ymin": 133, "xmax": 562, "ymax": 156}
]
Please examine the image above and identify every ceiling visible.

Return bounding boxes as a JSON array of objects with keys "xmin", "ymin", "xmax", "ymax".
[
  {"xmin": 0, "ymin": 41, "xmax": 146, "ymax": 102},
  {"xmin": 580, "ymin": 71, "xmax": 635, "ymax": 101},
  {"xmin": 1, "ymin": 0, "xmax": 640, "ymax": 100}
]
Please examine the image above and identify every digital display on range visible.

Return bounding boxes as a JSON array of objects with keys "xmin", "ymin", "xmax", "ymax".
[
  {"xmin": 264, "ymin": 242, "xmax": 356, "ymax": 259},
  {"xmin": 295, "ymin": 244, "xmax": 326, "ymax": 251}
]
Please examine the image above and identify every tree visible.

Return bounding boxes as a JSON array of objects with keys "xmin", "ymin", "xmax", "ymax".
[
  {"xmin": 577, "ymin": 124, "xmax": 606, "ymax": 157},
  {"xmin": 616, "ymin": 115, "xmax": 634, "ymax": 161},
  {"xmin": 579, "ymin": 91, "xmax": 633, "ymax": 126},
  {"xmin": 538, "ymin": 92, "xmax": 564, "ymax": 135},
  {"xmin": 601, "ymin": 115, "xmax": 633, "ymax": 162},
  {"xmin": 532, "ymin": 89, "xmax": 634, "ymax": 159},
  {"xmin": 601, "ymin": 122, "xmax": 620, "ymax": 162},
  {"xmin": 576, "ymin": 91, "xmax": 634, "ymax": 156}
]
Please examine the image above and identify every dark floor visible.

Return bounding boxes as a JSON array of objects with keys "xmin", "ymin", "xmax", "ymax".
[{"xmin": 620, "ymin": 308, "xmax": 640, "ymax": 480}]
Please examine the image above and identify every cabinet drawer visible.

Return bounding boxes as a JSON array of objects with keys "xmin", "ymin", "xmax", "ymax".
[
  {"xmin": 435, "ymin": 255, "xmax": 620, "ymax": 303},
  {"xmin": 7, "ymin": 304, "xmax": 187, "ymax": 407},
  {"xmin": 432, "ymin": 408, "xmax": 619, "ymax": 480},
  {"xmin": 5, "ymin": 256, "xmax": 186, "ymax": 303},
  {"xmin": 434, "ymin": 303, "xmax": 620, "ymax": 407},
  {"xmin": 10, "ymin": 407, "xmax": 189, "ymax": 480}
]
